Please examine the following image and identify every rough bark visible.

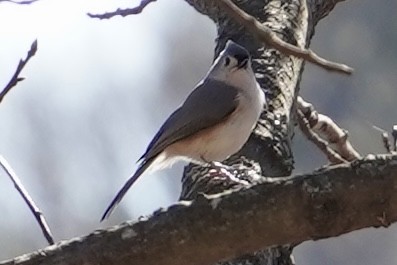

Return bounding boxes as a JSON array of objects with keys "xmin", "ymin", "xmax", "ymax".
[{"xmin": 2, "ymin": 155, "xmax": 397, "ymax": 265}]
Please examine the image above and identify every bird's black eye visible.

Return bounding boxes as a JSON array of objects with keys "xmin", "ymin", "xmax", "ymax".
[{"xmin": 224, "ymin": 57, "xmax": 231, "ymax": 66}]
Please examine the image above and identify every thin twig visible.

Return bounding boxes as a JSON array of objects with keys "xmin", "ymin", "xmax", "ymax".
[
  {"xmin": 0, "ymin": 0, "xmax": 38, "ymax": 4},
  {"xmin": 383, "ymin": 132, "xmax": 392, "ymax": 153},
  {"xmin": 371, "ymin": 124, "xmax": 393, "ymax": 154},
  {"xmin": 392, "ymin": 125, "xmax": 397, "ymax": 152},
  {"xmin": 0, "ymin": 40, "xmax": 38, "ymax": 104},
  {"xmin": 0, "ymin": 155, "xmax": 55, "ymax": 245},
  {"xmin": 87, "ymin": 0, "xmax": 156, "ymax": 19},
  {"xmin": 297, "ymin": 109, "xmax": 347, "ymax": 164},
  {"xmin": 217, "ymin": 0, "xmax": 353, "ymax": 75}
]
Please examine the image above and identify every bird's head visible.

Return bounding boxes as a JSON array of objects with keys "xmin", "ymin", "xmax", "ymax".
[{"xmin": 207, "ymin": 40, "xmax": 256, "ymax": 88}]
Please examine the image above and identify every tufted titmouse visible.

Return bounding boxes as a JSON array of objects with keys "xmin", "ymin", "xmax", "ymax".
[{"xmin": 101, "ymin": 40, "xmax": 265, "ymax": 221}]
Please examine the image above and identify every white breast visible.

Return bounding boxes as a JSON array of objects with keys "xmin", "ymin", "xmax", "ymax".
[{"xmin": 199, "ymin": 82, "xmax": 265, "ymax": 161}]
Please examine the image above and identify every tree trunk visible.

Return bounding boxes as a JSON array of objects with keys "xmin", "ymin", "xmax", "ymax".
[{"xmin": 181, "ymin": 1, "xmax": 345, "ymax": 264}]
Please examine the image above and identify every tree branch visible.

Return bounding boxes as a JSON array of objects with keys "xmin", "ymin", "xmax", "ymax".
[
  {"xmin": 393, "ymin": 125, "xmax": 397, "ymax": 152},
  {"xmin": 2, "ymin": 155, "xmax": 397, "ymax": 265},
  {"xmin": 297, "ymin": 96, "xmax": 361, "ymax": 162},
  {"xmin": 372, "ymin": 124, "xmax": 397, "ymax": 154},
  {"xmin": 217, "ymin": 0, "xmax": 353, "ymax": 75},
  {"xmin": 0, "ymin": 40, "xmax": 37, "ymax": 104},
  {"xmin": 88, "ymin": 0, "xmax": 352, "ymax": 74},
  {"xmin": 87, "ymin": 0, "xmax": 156, "ymax": 19},
  {"xmin": 0, "ymin": 155, "xmax": 54, "ymax": 245},
  {"xmin": 297, "ymin": 108, "xmax": 348, "ymax": 164}
]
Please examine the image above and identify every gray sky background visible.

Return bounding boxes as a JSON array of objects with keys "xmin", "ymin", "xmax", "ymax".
[{"xmin": 0, "ymin": 0, "xmax": 396, "ymax": 264}]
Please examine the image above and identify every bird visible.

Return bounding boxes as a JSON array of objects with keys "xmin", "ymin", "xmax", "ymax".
[{"xmin": 101, "ymin": 40, "xmax": 266, "ymax": 221}]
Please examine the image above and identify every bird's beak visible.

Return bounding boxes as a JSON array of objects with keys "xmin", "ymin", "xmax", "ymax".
[{"xmin": 237, "ymin": 58, "xmax": 249, "ymax": 69}]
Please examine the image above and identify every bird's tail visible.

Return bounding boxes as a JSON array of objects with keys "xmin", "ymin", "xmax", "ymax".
[{"xmin": 100, "ymin": 157, "xmax": 155, "ymax": 221}]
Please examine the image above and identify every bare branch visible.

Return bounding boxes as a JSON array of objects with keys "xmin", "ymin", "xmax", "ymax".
[
  {"xmin": 382, "ymin": 131, "xmax": 392, "ymax": 153},
  {"xmin": 0, "ymin": 40, "xmax": 38, "ymax": 104},
  {"xmin": 0, "ymin": 0, "xmax": 38, "ymax": 4},
  {"xmin": 217, "ymin": 0, "xmax": 353, "ymax": 75},
  {"xmin": 87, "ymin": 0, "xmax": 156, "ymax": 20},
  {"xmin": 392, "ymin": 125, "xmax": 397, "ymax": 152},
  {"xmin": 297, "ymin": 109, "xmax": 347, "ymax": 164},
  {"xmin": 371, "ymin": 124, "xmax": 394, "ymax": 154},
  {"xmin": 0, "ymin": 155, "xmax": 54, "ymax": 245},
  {"xmin": 1, "ymin": 155, "xmax": 397, "ymax": 265},
  {"xmin": 297, "ymin": 96, "xmax": 361, "ymax": 162}
]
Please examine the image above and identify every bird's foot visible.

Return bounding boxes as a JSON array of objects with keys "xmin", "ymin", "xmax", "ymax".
[{"xmin": 208, "ymin": 161, "xmax": 249, "ymax": 185}]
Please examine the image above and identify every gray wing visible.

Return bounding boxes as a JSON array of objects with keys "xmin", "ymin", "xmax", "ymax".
[{"xmin": 140, "ymin": 78, "xmax": 239, "ymax": 161}]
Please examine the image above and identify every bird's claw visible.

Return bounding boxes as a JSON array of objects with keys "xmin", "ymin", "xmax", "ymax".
[{"xmin": 208, "ymin": 161, "xmax": 249, "ymax": 185}]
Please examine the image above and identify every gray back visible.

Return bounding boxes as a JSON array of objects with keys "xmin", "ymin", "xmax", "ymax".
[{"xmin": 140, "ymin": 78, "xmax": 239, "ymax": 161}]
